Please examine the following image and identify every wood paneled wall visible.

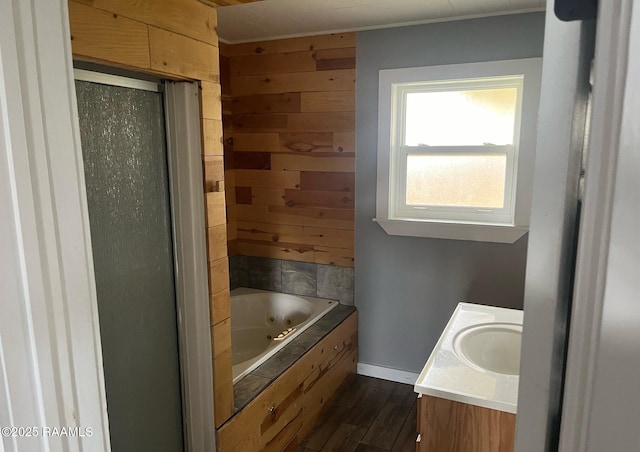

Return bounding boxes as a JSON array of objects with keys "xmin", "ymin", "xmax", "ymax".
[
  {"xmin": 68, "ymin": 0, "xmax": 234, "ymax": 428},
  {"xmin": 221, "ymin": 33, "xmax": 356, "ymax": 268}
]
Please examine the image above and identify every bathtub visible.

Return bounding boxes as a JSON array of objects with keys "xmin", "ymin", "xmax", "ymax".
[{"xmin": 230, "ymin": 288, "xmax": 339, "ymax": 383}]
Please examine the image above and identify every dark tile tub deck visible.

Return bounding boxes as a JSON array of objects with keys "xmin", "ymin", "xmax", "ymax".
[{"xmin": 233, "ymin": 304, "xmax": 357, "ymax": 413}]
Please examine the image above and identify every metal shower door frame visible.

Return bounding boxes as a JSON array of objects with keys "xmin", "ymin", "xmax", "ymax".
[{"xmin": 73, "ymin": 69, "xmax": 215, "ymax": 452}]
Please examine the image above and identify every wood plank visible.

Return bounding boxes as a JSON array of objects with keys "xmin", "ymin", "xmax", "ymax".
[
  {"xmin": 313, "ymin": 48, "xmax": 356, "ymax": 61},
  {"xmin": 391, "ymin": 399, "xmax": 418, "ymax": 452},
  {"xmin": 313, "ymin": 48, "xmax": 357, "ymax": 72},
  {"xmin": 279, "ymin": 132, "xmax": 334, "ymax": 153},
  {"xmin": 225, "ymin": 169, "xmax": 236, "ymax": 188},
  {"xmin": 314, "ymin": 246, "xmax": 354, "ymax": 267},
  {"xmin": 235, "ymin": 186, "xmax": 252, "ymax": 205},
  {"xmin": 210, "ymin": 288, "xmax": 231, "ymax": 326},
  {"xmin": 231, "ymin": 69, "xmax": 355, "ymax": 96},
  {"xmin": 236, "ymin": 222, "xmax": 304, "ymax": 245},
  {"xmin": 233, "ymin": 112, "xmax": 354, "ymax": 133},
  {"xmin": 206, "ymin": 191, "xmax": 226, "ymax": 226},
  {"xmin": 209, "ymin": 256, "xmax": 230, "ymax": 295},
  {"xmin": 235, "ymin": 205, "xmax": 269, "ymax": 223},
  {"xmin": 333, "ymin": 132, "xmax": 356, "ymax": 153},
  {"xmin": 220, "ymin": 53, "xmax": 232, "ymax": 94},
  {"xmin": 212, "ymin": 318, "xmax": 233, "ymax": 427},
  {"xmin": 272, "ymin": 154, "xmax": 354, "ymax": 173},
  {"xmin": 149, "ymin": 26, "xmax": 219, "ymax": 81},
  {"xmin": 227, "ymin": 221, "xmax": 238, "ymax": 242},
  {"xmin": 299, "ymin": 375, "xmax": 426, "ymax": 452},
  {"xmin": 236, "ymin": 204, "xmax": 353, "ymax": 230},
  {"xmin": 226, "ymin": 187, "xmax": 237, "ymax": 207},
  {"xmin": 315, "ymin": 58, "xmax": 356, "ymax": 72},
  {"xmin": 236, "ymin": 221, "xmax": 352, "ymax": 249},
  {"xmin": 296, "ymin": 312, "xmax": 357, "ymax": 380},
  {"xmin": 217, "ymin": 362, "xmax": 304, "ymax": 450},
  {"xmin": 227, "ymin": 238, "xmax": 239, "ymax": 256},
  {"xmin": 360, "ymin": 402, "xmax": 412, "ymax": 450},
  {"xmin": 232, "ymin": 93, "xmax": 302, "ymax": 114},
  {"xmin": 207, "ymin": 224, "xmax": 227, "ymax": 261},
  {"xmin": 285, "ymin": 189, "xmax": 354, "ymax": 209},
  {"xmin": 230, "ymin": 52, "xmax": 316, "ymax": 76},
  {"xmin": 300, "ymin": 172, "xmax": 355, "ymax": 192},
  {"xmin": 234, "ymin": 133, "xmax": 281, "ymax": 152},
  {"xmin": 251, "ymin": 188, "xmax": 286, "ymax": 206},
  {"xmin": 232, "ymin": 113, "xmax": 288, "ymax": 132},
  {"xmin": 93, "ymin": 0, "xmax": 218, "ymax": 45},
  {"xmin": 263, "ymin": 410, "xmax": 303, "ymax": 452},
  {"xmin": 203, "ymin": 156, "xmax": 224, "ymax": 192},
  {"xmin": 69, "ymin": 2, "xmax": 151, "ymax": 69},
  {"xmin": 233, "ymin": 151, "xmax": 271, "ymax": 170},
  {"xmin": 203, "ymin": 119, "xmax": 224, "ymax": 155},
  {"xmin": 304, "ymin": 227, "xmax": 353, "ymax": 250},
  {"xmin": 209, "ymin": 256, "xmax": 230, "ymax": 325},
  {"xmin": 201, "ymin": 81, "xmax": 222, "ymax": 120},
  {"xmin": 268, "ymin": 206, "xmax": 354, "ymax": 230},
  {"xmin": 223, "ymin": 33, "xmax": 356, "ymax": 57},
  {"xmin": 420, "ymin": 395, "xmax": 516, "ymax": 452},
  {"xmin": 288, "ymin": 112, "xmax": 355, "ymax": 132},
  {"xmin": 235, "ymin": 134, "xmax": 347, "ymax": 156},
  {"xmin": 235, "ymin": 239, "xmax": 314, "ymax": 262},
  {"xmin": 235, "ymin": 170, "xmax": 300, "ymax": 189},
  {"xmin": 303, "ymin": 348, "xmax": 358, "ymax": 438},
  {"xmin": 301, "ymin": 91, "xmax": 355, "ymax": 112}
]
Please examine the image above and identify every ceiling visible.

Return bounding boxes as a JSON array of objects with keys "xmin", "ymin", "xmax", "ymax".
[{"xmin": 216, "ymin": 0, "xmax": 545, "ymax": 44}]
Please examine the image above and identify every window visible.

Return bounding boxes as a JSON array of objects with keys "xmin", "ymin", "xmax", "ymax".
[{"xmin": 375, "ymin": 59, "xmax": 542, "ymax": 243}]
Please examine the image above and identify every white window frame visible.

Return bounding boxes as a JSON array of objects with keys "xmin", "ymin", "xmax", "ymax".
[{"xmin": 375, "ymin": 58, "xmax": 542, "ymax": 243}]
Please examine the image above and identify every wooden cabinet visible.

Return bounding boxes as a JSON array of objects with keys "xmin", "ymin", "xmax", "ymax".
[
  {"xmin": 217, "ymin": 311, "xmax": 357, "ymax": 451},
  {"xmin": 416, "ymin": 394, "xmax": 516, "ymax": 452}
]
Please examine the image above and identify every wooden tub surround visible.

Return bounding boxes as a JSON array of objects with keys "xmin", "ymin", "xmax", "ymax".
[{"xmin": 218, "ymin": 307, "xmax": 357, "ymax": 451}]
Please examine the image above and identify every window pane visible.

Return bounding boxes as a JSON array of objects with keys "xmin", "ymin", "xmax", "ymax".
[
  {"xmin": 406, "ymin": 154, "xmax": 507, "ymax": 208},
  {"xmin": 405, "ymin": 87, "xmax": 518, "ymax": 146}
]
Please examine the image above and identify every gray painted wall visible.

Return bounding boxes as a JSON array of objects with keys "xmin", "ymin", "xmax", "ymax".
[{"xmin": 355, "ymin": 13, "xmax": 545, "ymax": 374}]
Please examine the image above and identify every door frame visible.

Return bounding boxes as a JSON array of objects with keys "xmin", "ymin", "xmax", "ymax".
[
  {"xmin": 558, "ymin": 0, "xmax": 640, "ymax": 450},
  {"xmin": 0, "ymin": 0, "xmax": 215, "ymax": 449},
  {"xmin": 164, "ymin": 82, "xmax": 216, "ymax": 452},
  {"xmin": 0, "ymin": 1, "xmax": 111, "ymax": 450}
]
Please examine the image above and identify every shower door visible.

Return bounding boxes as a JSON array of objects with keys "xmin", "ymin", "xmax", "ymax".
[{"xmin": 75, "ymin": 74, "xmax": 184, "ymax": 452}]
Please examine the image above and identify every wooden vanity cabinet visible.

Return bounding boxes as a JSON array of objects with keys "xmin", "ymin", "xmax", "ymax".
[
  {"xmin": 217, "ymin": 312, "xmax": 358, "ymax": 451},
  {"xmin": 415, "ymin": 394, "xmax": 516, "ymax": 452}
]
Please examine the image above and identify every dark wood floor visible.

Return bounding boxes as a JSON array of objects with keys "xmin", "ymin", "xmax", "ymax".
[{"xmin": 296, "ymin": 375, "xmax": 418, "ymax": 452}]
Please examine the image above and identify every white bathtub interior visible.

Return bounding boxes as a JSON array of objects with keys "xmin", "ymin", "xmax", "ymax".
[{"xmin": 230, "ymin": 288, "xmax": 339, "ymax": 384}]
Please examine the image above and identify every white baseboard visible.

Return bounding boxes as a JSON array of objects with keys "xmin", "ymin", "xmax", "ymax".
[{"xmin": 357, "ymin": 363, "xmax": 420, "ymax": 385}]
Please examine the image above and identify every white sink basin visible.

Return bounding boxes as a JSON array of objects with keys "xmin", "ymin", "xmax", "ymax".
[
  {"xmin": 414, "ymin": 303, "xmax": 523, "ymax": 413},
  {"xmin": 453, "ymin": 323, "xmax": 522, "ymax": 375}
]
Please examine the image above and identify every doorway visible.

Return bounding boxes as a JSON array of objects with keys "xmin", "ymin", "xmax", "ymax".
[{"xmin": 75, "ymin": 71, "xmax": 184, "ymax": 452}]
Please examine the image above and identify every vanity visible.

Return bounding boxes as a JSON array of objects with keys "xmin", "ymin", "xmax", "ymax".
[{"xmin": 414, "ymin": 303, "xmax": 523, "ymax": 452}]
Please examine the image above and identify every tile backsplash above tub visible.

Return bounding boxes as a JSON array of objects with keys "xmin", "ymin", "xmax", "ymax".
[{"xmin": 230, "ymin": 256, "xmax": 354, "ymax": 305}]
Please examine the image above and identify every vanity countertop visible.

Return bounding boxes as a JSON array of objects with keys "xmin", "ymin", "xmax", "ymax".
[{"xmin": 414, "ymin": 302, "xmax": 523, "ymax": 414}]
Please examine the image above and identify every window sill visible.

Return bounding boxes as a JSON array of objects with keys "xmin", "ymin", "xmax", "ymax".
[{"xmin": 373, "ymin": 218, "xmax": 528, "ymax": 243}]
